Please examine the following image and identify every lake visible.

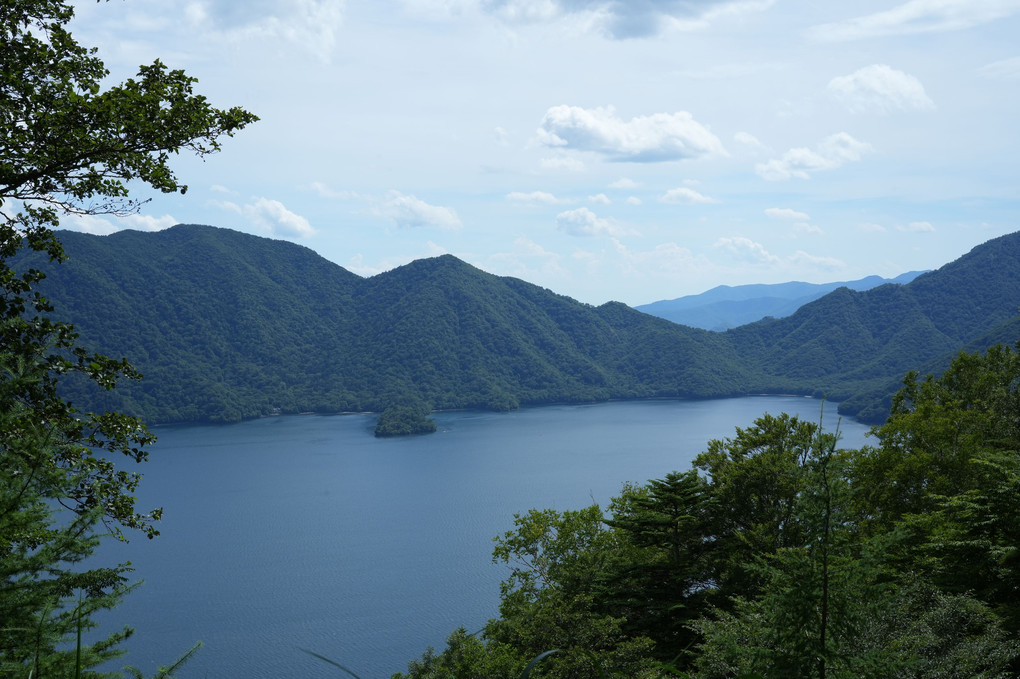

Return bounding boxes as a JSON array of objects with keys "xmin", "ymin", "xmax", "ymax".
[{"xmin": 95, "ymin": 397, "xmax": 872, "ymax": 678}]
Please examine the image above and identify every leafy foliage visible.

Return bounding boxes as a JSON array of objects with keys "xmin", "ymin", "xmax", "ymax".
[
  {"xmin": 396, "ymin": 345, "xmax": 1020, "ymax": 678},
  {"xmin": 1, "ymin": 0, "xmax": 254, "ymax": 673}
]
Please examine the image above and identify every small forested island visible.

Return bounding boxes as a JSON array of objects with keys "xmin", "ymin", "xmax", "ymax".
[{"xmin": 374, "ymin": 399, "xmax": 439, "ymax": 437}]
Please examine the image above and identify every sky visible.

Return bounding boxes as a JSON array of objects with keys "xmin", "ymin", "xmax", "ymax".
[{"xmin": 65, "ymin": 0, "xmax": 1020, "ymax": 306}]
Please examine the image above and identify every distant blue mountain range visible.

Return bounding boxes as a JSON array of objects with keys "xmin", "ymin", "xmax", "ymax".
[{"xmin": 634, "ymin": 272, "xmax": 927, "ymax": 331}]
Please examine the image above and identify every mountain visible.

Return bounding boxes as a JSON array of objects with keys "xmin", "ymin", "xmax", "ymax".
[
  {"xmin": 635, "ymin": 272, "xmax": 926, "ymax": 331},
  {"xmin": 17, "ymin": 224, "xmax": 1020, "ymax": 428},
  {"xmin": 23, "ymin": 225, "xmax": 748, "ymax": 424}
]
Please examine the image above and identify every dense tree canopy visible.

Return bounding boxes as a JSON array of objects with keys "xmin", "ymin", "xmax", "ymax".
[
  {"xmin": 1, "ymin": 0, "xmax": 255, "ymax": 673},
  {"xmin": 394, "ymin": 345, "xmax": 1020, "ymax": 678}
]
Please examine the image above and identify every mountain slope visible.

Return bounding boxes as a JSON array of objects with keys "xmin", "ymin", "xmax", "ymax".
[
  {"xmin": 19, "ymin": 225, "xmax": 1020, "ymax": 426},
  {"xmin": 30, "ymin": 225, "xmax": 751, "ymax": 423},
  {"xmin": 636, "ymin": 272, "xmax": 925, "ymax": 330},
  {"xmin": 725, "ymin": 232, "xmax": 1020, "ymax": 413}
]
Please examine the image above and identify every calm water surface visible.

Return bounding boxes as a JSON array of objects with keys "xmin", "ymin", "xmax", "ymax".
[{"xmin": 95, "ymin": 397, "xmax": 871, "ymax": 678}]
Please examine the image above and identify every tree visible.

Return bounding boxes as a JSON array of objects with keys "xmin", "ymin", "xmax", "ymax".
[
  {"xmin": 483, "ymin": 506, "xmax": 656, "ymax": 679},
  {"xmin": 693, "ymin": 413, "xmax": 818, "ymax": 599},
  {"xmin": 1, "ymin": 0, "xmax": 256, "ymax": 672},
  {"xmin": 601, "ymin": 471, "xmax": 716, "ymax": 664},
  {"xmin": 850, "ymin": 345, "xmax": 1020, "ymax": 529}
]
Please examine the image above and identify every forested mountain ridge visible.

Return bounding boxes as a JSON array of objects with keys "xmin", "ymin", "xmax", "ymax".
[
  {"xmin": 20, "ymin": 224, "xmax": 1020, "ymax": 426},
  {"xmin": 635, "ymin": 271, "xmax": 925, "ymax": 330},
  {"xmin": 28, "ymin": 225, "xmax": 749, "ymax": 424},
  {"xmin": 727, "ymin": 231, "xmax": 1020, "ymax": 419}
]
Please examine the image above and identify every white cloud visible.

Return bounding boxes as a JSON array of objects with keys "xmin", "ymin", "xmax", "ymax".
[
  {"xmin": 792, "ymin": 222, "xmax": 824, "ymax": 235},
  {"xmin": 756, "ymin": 132, "xmax": 873, "ymax": 181},
  {"xmin": 506, "ymin": 190, "xmax": 569, "ymax": 205},
  {"xmin": 734, "ymin": 131, "xmax": 768, "ymax": 150},
  {"xmin": 765, "ymin": 207, "xmax": 810, "ymax": 221},
  {"xmin": 588, "ymin": 193, "xmax": 611, "ymax": 205},
  {"xmin": 612, "ymin": 239, "xmax": 701, "ymax": 274},
  {"xmin": 809, "ymin": 0, "xmax": 1020, "ymax": 41},
  {"xmin": 243, "ymin": 197, "xmax": 316, "ymax": 237},
  {"xmin": 660, "ymin": 187, "xmax": 719, "ymax": 204},
  {"xmin": 537, "ymin": 105, "xmax": 726, "ymax": 162},
  {"xmin": 111, "ymin": 0, "xmax": 346, "ymax": 63},
  {"xmin": 374, "ymin": 191, "xmax": 463, "ymax": 230},
  {"xmin": 494, "ymin": 126, "xmax": 510, "ymax": 145},
  {"xmin": 555, "ymin": 207, "xmax": 632, "ymax": 237},
  {"xmin": 715, "ymin": 237, "xmax": 844, "ymax": 270},
  {"xmin": 488, "ymin": 237, "xmax": 567, "ymax": 278},
  {"xmin": 61, "ymin": 214, "xmax": 120, "ymax": 235},
  {"xmin": 480, "ymin": 0, "xmax": 774, "ymax": 39},
  {"xmin": 121, "ymin": 213, "xmax": 179, "ymax": 231},
  {"xmin": 789, "ymin": 250, "xmax": 843, "ymax": 268},
  {"xmin": 609, "ymin": 177, "xmax": 640, "ymax": 189},
  {"xmin": 898, "ymin": 221, "xmax": 935, "ymax": 232},
  {"xmin": 858, "ymin": 223, "xmax": 887, "ymax": 233},
  {"xmin": 60, "ymin": 211, "xmax": 178, "ymax": 235},
  {"xmin": 218, "ymin": 0, "xmax": 345, "ymax": 62},
  {"xmin": 714, "ymin": 236, "xmax": 781, "ymax": 264},
  {"xmin": 978, "ymin": 56, "xmax": 1020, "ymax": 79},
  {"xmin": 626, "ymin": 196, "xmax": 643, "ymax": 205},
  {"xmin": 828, "ymin": 65, "xmax": 935, "ymax": 114},
  {"xmin": 540, "ymin": 156, "xmax": 586, "ymax": 172}
]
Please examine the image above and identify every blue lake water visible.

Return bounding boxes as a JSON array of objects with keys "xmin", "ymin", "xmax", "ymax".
[{"xmin": 94, "ymin": 397, "xmax": 872, "ymax": 678}]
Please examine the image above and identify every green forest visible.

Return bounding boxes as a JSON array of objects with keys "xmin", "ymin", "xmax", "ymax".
[
  {"xmin": 16, "ymin": 223, "xmax": 1020, "ymax": 434},
  {"xmin": 389, "ymin": 346, "xmax": 1020, "ymax": 677}
]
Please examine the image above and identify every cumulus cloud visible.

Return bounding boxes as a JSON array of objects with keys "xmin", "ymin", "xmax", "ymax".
[
  {"xmin": 858, "ymin": 223, "xmax": 887, "ymax": 233},
  {"xmin": 714, "ymin": 236, "xmax": 781, "ymax": 264},
  {"xmin": 374, "ymin": 191, "xmax": 462, "ymax": 230},
  {"xmin": 809, "ymin": 0, "xmax": 1020, "ymax": 41},
  {"xmin": 210, "ymin": 0, "xmax": 345, "ymax": 62},
  {"xmin": 122, "ymin": 214, "xmax": 179, "ymax": 231},
  {"xmin": 588, "ymin": 193, "xmax": 611, "ymax": 205},
  {"xmin": 789, "ymin": 250, "xmax": 843, "ymax": 268},
  {"xmin": 660, "ymin": 187, "xmax": 719, "ymax": 204},
  {"xmin": 978, "ymin": 56, "xmax": 1020, "ymax": 79},
  {"xmin": 480, "ymin": 0, "xmax": 774, "ymax": 39},
  {"xmin": 734, "ymin": 131, "xmax": 768, "ymax": 150},
  {"xmin": 103, "ymin": 0, "xmax": 346, "ymax": 63},
  {"xmin": 792, "ymin": 223, "xmax": 824, "ymax": 235},
  {"xmin": 506, "ymin": 190, "xmax": 569, "ymax": 205},
  {"xmin": 756, "ymin": 132, "xmax": 873, "ymax": 181},
  {"xmin": 610, "ymin": 177, "xmax": 640, "ymax": 189},
  {"xmin": 612, "ymin": 239, "xmax": 702, "ymax": 274},
  {"xmin": 715, "ymin": 237, "xmax": 844, "ymax": 270},
  {"xmin": 626, "ymin": 196, "xmax": 643, "ymax": 205},
  {"xmin": 60, "ymin": 214, "xmax": 121, "ymax": 235},
  {"xmin": 765, "ymin": 207, "xmax": 810, "ymax": 221},
  {"xmin": 828, "ymin": 65, "xmax": 935, "ymax": 113},
  {"xmin": 555, "ymin": 207, "xmax": 632, "ymax": 237},
  {"xmin": 488, "ymin": 237, "xmax": 567, "ymax": 278},
  {"xmin": 242, "ymin": 197, "xmax": 316, "ymax": 237},
  {"xmin": 537, "ymin": 105, "xmax": 726, "ymax": 162}
]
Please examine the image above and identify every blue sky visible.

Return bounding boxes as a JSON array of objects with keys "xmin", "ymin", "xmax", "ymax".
[{"xmin": 67, "ymin": 0, "xmax": 1020, "ymax": 305}]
